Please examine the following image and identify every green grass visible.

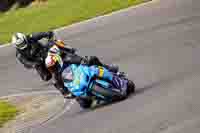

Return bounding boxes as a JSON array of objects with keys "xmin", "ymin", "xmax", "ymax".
[
  {"xmin": 0, "ymin": 0, "xmax": 147, "ymax": 44},
  {"xmin": 0, "ymin": 101, "xmax": 18, "ymax": 127}
]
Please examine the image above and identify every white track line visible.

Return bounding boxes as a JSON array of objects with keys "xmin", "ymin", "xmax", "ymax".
[
  {"xmin": 0, "ymin": 43, "xmax": 10, "ymax": 48},
  {"xmin": 55, "ymin": 0, "xmax": 158, "ymax": 32},
  {"xmin": 39, "ymin": 99, "xmax": 76, "ymax": 126},
  {"xmin": 0, "ymin": 90, "xmax": 59, "ymax": 99},
  {"xmin": 0, "ymin": 90, "xmax": 76, "ymax": 130}
]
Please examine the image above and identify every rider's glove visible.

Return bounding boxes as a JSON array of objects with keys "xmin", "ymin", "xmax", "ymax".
[
  {"xmin": 47, "ymin": 31, "xmax": 54, "ymax": 39},
  {"xmin": 71, "ymin": 48, "xmax": 77, "ymax": 54}
]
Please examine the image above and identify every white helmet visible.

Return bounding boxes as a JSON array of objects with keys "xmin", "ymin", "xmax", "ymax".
[{"xmin": 11, "ymin": 33, "xmax": 28, "ymax": 50}]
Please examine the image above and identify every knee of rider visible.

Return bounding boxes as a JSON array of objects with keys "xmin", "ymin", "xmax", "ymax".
[
  {"xmin": 89, "ymin": 66, "xmax": 98, "ymax": 76},
  {"xmin": 103, "ymin": 71, "xmax": 113, "ymax": 81}
]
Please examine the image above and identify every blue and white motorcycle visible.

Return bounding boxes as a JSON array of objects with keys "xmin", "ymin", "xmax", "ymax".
[{"xmin": 61, "ymin": 64, "xmax": 135, "ymax": 109}]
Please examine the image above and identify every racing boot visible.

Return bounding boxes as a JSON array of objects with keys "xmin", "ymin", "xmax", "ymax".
[{"xmin": 87, "ymin": 56, "xmax": 119, "ymax": 73}]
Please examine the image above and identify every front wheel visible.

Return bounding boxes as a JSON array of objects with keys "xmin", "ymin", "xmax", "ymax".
[
  {"xmin": 126, "ymin": 80, "xmax": 135, "ymax": 95},
  {"xmin": 76, "ymin": 98, "xmax": 93, "ymax": 109}
]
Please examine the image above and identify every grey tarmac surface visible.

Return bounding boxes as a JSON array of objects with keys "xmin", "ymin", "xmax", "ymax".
[{"xmin": 1, "ymin": 0, "xmax": 200, "ymax": 132}]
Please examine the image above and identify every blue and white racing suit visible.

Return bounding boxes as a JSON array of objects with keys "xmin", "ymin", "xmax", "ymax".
[{"xmin": 61, "ymin": 64, "xmax": 114, "ymax": 97}]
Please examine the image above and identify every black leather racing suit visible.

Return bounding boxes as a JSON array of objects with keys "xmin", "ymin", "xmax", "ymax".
[
  {"xmin": 16, "ymin": 32, "xmax": 59, "ymax": 81},
  {"xmin": 16, "ymin": 31, "xmax": 79, "ymax": 82}
]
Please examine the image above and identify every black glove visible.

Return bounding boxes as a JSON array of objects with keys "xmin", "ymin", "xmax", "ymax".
[
  {"xmin": 71, "ymin": 48, "xmax": 77, "ymax": 54},
  {"xmin": 47, "ymin": 31, "xmax": 54, "ymax": 39}
]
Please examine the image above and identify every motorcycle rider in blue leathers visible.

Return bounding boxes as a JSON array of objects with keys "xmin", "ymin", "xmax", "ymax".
[
  {"xmin": 62, "ymin": 65, "xmax": 120, "ymax": 97},
  {"xmin": 45, "ymin": 44, "xmax": 127, "ymax": 99}
]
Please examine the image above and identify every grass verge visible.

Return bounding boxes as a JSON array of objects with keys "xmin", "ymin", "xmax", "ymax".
[
  {"xmin": 0, "ymin": 0, "xmax": 148, "ymax": 44},
  {"xmin": 0, "ymin": 101, "xmax": 18, "ymax": 127}
]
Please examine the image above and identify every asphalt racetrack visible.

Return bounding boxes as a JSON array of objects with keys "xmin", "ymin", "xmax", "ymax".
[{"xmin": 1, "ymin": 0, "xmax": 200, "ymax": 132}]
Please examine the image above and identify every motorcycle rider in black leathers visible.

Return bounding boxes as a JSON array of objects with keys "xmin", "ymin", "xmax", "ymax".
[{"xmin": 11, "ymin": 31, "xmax": 118, "ymax": 96}]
